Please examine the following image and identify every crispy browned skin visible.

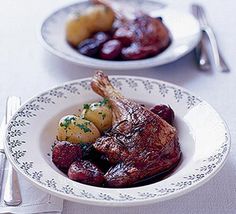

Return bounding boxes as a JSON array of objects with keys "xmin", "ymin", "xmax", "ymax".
[
  {"xmin": 119, "ymin": 15, "xmax": 171, "ymax": 60},
  {"xmin": 91, "ymin": 71, "xmax": 181, "ymax": 187}
]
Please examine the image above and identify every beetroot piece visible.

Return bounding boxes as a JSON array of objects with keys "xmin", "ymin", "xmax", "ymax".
[
  {"xmin": 78, "ymin": 38, "xmax": 100, "ymax": 57},
  {"xmin": 52, "ymin": 141, "xmax": 82, "ymax": 172},
  {"xmin": 93, "ymin": 32, "xmax": 110, "ymax": 47},
  {"xmin": 113, "ymin": 27, "xmax": 133, "ymax": 47},
  {"xmin": 121, "ymin": 43, "xmax": 148, "ymax": 60},
  {"xmin": 68, "ymin": 160, "xmax": 105, "ymax": 186},
  {"xmin": 99, "ymin": 40, "xmax": 122, "ymax": 60},
  {"xmin": 150, "ymin": 105, "xmax": 175, "ymax": 125}
]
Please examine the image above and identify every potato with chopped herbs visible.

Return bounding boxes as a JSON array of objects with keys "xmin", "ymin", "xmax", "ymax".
[
  {"xmin": 81, "ymin": 99, "xmax": 112, "ymax": 133},
  {"xmin": 57, "ymin": 115, "xmax": 100, "ymax": 144},
  {"xmin": 66, "ymin": 5, "xmax": 115, "ymax": 47}
]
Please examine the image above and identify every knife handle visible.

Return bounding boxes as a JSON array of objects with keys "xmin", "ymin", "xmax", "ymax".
[
  {"xmin": 194, "ymin": 31, "xmax": 211, "ymax": 71},
  {"xmin": 4, "ymin": 164, "xmax": 22, "ymax": 206},
  {"xmin": 0, "ymin": 152, "xmax": 6, "ymax": 191}
]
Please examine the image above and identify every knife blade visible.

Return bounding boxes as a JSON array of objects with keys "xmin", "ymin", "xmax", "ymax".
[
  {"xmin": 192, "ymin": 4, "xmax": 230, "ymax": 72},
  {"xmin": 194, "ymin": 31, "xmax": 211, "ymax": 71}
]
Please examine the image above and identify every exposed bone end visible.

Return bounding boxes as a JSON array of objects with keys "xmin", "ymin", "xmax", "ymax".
[
  {"xmin": 91, "ymin": 70, "xmax": 110, "ymax": 97},
  {"xmin": 91, "ymin": 70, "xmax": 123, "ymax": 98}
]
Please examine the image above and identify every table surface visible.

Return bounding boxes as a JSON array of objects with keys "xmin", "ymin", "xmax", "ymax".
[{"xmin": 1, "ymin": 0, "xmax": 236, "ymax": 213}]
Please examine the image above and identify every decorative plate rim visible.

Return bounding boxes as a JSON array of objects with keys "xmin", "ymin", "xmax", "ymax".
[
  {"xmin": 38, "ymin": 0, "xmax": 201, "ymax": 70},
  {"xmin": 4, "ymin": 75, "xmax": 231, "ymax": 206}
]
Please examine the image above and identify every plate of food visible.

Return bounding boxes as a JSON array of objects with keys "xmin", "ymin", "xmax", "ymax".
[
  {"xmin": 39, "ymin": 0, "xmax": 201, "ymax": 70},
  {"xmin": 4, "ymin": 71, "xmax": 230, "ymax": 206}
]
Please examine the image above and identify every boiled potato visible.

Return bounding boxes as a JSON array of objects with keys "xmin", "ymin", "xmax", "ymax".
[
  {"xmin": 66, "ymin": 5, "xmax": 115, "ymax": 47},
  {"xmin": 86, "ymin": 5, "xmax": 115, "ymax": 32},
  {"xmin": 81, "ymin": 99, "xmax": 112, "ymax": 132},
  {"xmin": 66, "ymin": 14, "xmax": 91, "ymax": 47},
  {"xmin": 57, "ymin": 115, "xmax": 100, "ymax": 144}
]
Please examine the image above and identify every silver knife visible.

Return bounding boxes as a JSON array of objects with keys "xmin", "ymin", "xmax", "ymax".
[
  {"xmin": 192, "ymin": 4, "xmax": 230, "ymax": 72},
  {"xmin": 0, "ymin": 96, "xmax": 22, "ymax": 205},
  {"xmin": 194, "ymin": 32, "xmax": 211, "ymax": 71}
]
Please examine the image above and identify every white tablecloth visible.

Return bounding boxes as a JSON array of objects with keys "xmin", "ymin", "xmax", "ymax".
[{"xmin": 1, "ymin": 0, "xmax": 236, "ymax": 213}]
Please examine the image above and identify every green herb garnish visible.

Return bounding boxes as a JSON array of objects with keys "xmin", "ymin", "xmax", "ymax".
[
  {"xmin": 99, "ymin": 98, "xmax": 109, "ymax": 106},
  {"xmin": 77, "ymin": 123, "xmax": 91, "ymax": 133},
  {"xmin": 60, "ymin": 116, "xmax": 76, "ymax": 129},
  {"xmin": 102, "ymin": 113, "xmax": 106, "ymax": 120},
  {"xmin": 51, "ymin": 142, "xmax": 57, "ymax": 151},
  {"xmin": 83, "ymin": 103, "xmax": 90, "ymax": 110}
]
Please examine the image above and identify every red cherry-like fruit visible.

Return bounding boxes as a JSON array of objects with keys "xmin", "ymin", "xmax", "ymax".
[
  {"xmin": 52, "ymin": 141, "xmax": 82, "ymax": 172},
  {"xmin": 68, "ymin": 160, "xmax": 105, "ymax": 186},
  {"xmin": 99, "ymin": 39, "xmax": 122, "ymax": 60},
  {"xmin": 150, "ymin": 104, "xmax": 175, "ymax": 125}
]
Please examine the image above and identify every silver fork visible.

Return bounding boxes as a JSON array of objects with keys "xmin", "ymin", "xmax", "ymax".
[{"xmin": 3, "ymin": 97, "xmax": 22, "ymax": 206}]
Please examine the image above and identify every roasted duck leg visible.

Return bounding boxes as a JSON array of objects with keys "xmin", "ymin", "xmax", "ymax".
[
  {"xmin": 91, "ymin": 71, "xmax": 181, "ymax": 187},
  {"xmin": 92, "ymin": 0, "xmax": 170, "ymax": 60}
]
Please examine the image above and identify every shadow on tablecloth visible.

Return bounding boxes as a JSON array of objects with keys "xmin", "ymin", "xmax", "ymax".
[{"xmin": 41, "ymin": 49, "xmax": 215, "ymax": 86}]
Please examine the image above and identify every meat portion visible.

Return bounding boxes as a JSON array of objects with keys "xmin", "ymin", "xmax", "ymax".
[
  {"xmin": 91, "ymin": 71, "xmax": 181, "ymax": 187},
  {"xmin": 115, "ymin": 15, "xmax": 171, "ymax": 60}
]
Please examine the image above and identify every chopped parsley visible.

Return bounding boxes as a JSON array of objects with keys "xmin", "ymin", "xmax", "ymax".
[
  {"xmin": 77, "ymin": 123, "xmax": 91, "ymax": 133},
  {"xmin": 98, "ymin": 111, "xmax": 106, "ymax": 119},
  {"xmin": 51, "ymin": 142, "xmax": 57, "ymax": 151},
  {"xmin": 102, "ymin": 113, "xmax": 106, "ymax": 120},
  {"xmin": 99, "ymin": 98, "xmax": 109, "ymax": 106},
  {"xmin": 84, "ymin": 121, "xmax": 91, "ymax": 125},
  {"xmin": 83, "ymin": 99, "xmax": 110, "ymax": 111},
  {"xmin": 60, "ymin": 116, "xmax": 76, "ymax": 129},
  {"xmin": 83, "ymin": 103, "xmax": 90, "ymax": 110}
]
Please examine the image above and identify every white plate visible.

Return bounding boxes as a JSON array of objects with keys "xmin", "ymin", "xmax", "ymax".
[
  {"xmin": 4, "ymin": 76, "xmax": 230, "ymax": 206},
  {"xmin": 39, "ymin": 0, "xmax": 201, "ymax": 70}
]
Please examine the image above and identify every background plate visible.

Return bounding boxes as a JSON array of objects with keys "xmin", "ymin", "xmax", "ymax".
[{"xmin": 39, "ymin": 0, "xmax": 201, "ymax": 70}]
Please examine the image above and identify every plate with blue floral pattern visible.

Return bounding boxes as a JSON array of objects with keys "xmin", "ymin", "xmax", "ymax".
[
  {"xmin": 39, "ymin": 0, "xmax": 201, "ymax": 70},
  {"xmin": 4, "ymin": 76, "xmax": 230, "ymax": 206}
]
